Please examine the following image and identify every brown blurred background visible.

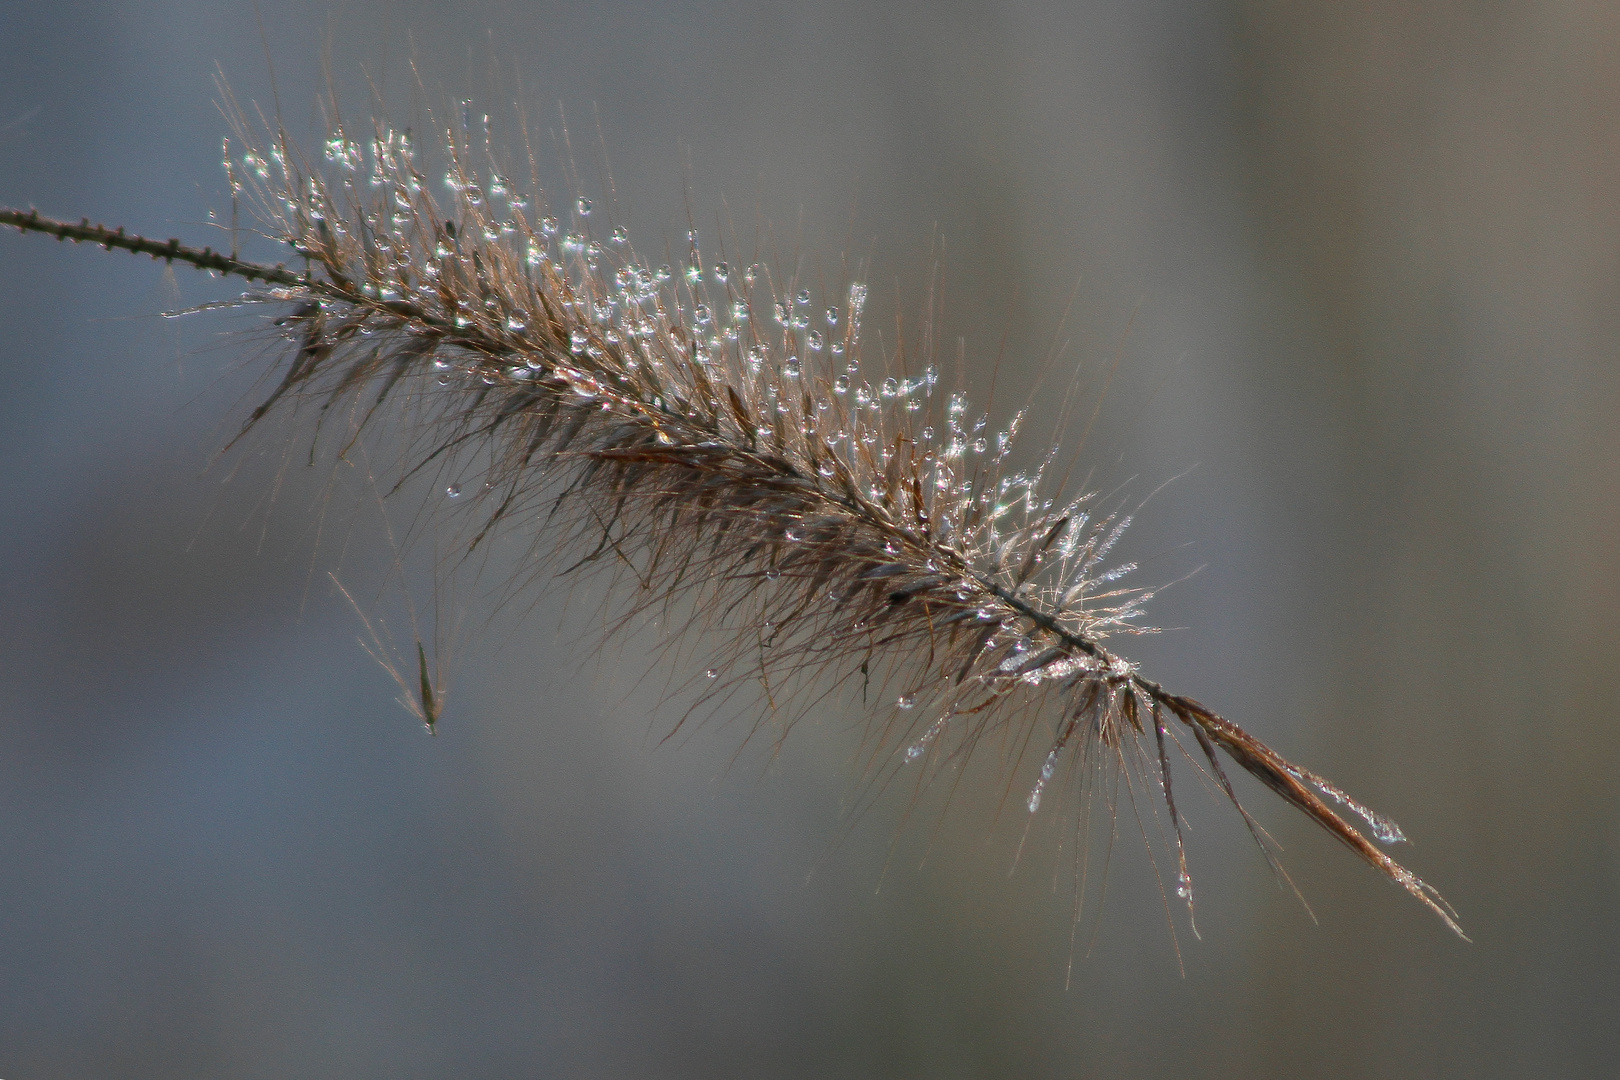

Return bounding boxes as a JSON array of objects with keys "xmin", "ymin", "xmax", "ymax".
[{"xmin": 1, "ymin": 1, "xmax": 1615, "ymax": 1076}]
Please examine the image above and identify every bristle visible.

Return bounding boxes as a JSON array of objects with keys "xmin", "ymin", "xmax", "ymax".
[{"xmin": 0, "ymin": 87, "xmax": 1464, "ymax": 940}]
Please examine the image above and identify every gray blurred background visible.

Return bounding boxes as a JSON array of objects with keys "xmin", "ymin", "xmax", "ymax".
[{"xmin": 1, "ymin": 1, "xmax": 1616, "ymax": 1076}]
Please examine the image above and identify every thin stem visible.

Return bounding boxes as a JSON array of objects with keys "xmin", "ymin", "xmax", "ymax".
[{"xmin": 2, "ymin": 208, "xmax": 305, "ymax": 286}]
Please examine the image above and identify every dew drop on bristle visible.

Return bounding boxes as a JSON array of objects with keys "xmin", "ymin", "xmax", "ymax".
[
  {"xmin": 1027, "ymin": 748, "xmax": 1060, "ymax": 813},
  {"xmin": 896, "ymin": 695, "xmax": 916, "ymax": 710},
  {"xmin": 705, "ymin": 668, "xmax": 718, "ymax": 679},
  {"xmin": 576, "ymin": 197, "xmax": 592, "ymax": 215},
  {"xmin": 1372, "ymin": 820, "xmax": 1407, "ymax": 844},
  {"xmin": 446, "ymin": 484, "xmax": 462, "ymax": 498}
]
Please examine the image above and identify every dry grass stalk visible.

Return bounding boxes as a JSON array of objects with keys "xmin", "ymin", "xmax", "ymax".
[{"xmin": 0, "ymin": 89, "xmax": 1464, "ymax": 941}]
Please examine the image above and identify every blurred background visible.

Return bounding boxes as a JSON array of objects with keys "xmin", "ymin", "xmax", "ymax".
[{"xmin": 1, "ymin": 1, "xmax": 1616, "ymax": 1076}]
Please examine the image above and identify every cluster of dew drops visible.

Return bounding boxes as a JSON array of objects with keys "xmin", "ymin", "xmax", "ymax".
[{"xmin": 227, "ymin": 107, "xmax": 1152, "ymax": 816}]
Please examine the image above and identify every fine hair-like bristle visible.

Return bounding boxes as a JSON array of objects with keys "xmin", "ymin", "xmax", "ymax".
[{"xmin": 0, "ymin": 86, "xmax": 1464, "ymax": 941}]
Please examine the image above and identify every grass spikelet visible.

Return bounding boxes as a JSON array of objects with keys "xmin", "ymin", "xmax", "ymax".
[{"xmin": 0, "ymin": 85, "xmax": 1465, "ymax": 941}]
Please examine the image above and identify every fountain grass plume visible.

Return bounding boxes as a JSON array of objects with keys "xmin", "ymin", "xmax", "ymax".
[{"xmin": 0, "ymin": 85, "xmax": 1465, "ymax": 942}]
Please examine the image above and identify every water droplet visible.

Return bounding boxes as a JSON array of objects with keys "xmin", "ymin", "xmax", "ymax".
[
  {"xmin": 795, "ymin": 289, "xmax": 811, "ymax": 306},
  {"xmin": 446, "ymin": 483, "xmax": 462, "ymax": 498},
  {"xmin": 896, "ymin": 695, "xmax": 916, "ymax": 710},
  {"xmin": 1176, "ymin": 871, "xmax": 1192, "ymax": 900},
  {"xmin": 783, "ymin": 355, "xmax": 801, "ymax": 379},
  {"xmin": 1372, "ymin": 821, "xmax": 1405, "ymax": 844},
  {"xmin": 784, "ymin": 526, "xmax": 805, "ymax": 542},
  {"xmin": 611, "ymin": 225, "xmax": 628, "ymax": 244},
  {"xmin": 807, "ymin": 331, "xmax": 824, "ymax": 351},
  {"xmin": 576, "ymin": 197, "xmax": 592, "ymax": 215},
  {"xmin": 713, "ymin": 262, "xmax": 730, "ymax": 282},
  {"xmin": 825, "ymin": 307, "xmax": 838, "ymax": 325},
  {"xmin": 704, "ymin": 668, "xmax": 719, "ymax": 679},
  {"xmin": 881, "ymin": 377, "xmax": 899, "ymax": 397},
  {"xmin": 764, "ymin": 567, "xmax": 781, "ymax": 581},
  {"xmin": 655, "ymin": 264, "xmax": 672, "ymax": 282},
  {"xmin": 731, "ymin": 299, "xmax": 749, "ymax": 321},
  {"xmin": 920, "ymin": 426, "xmax": 934, "ymax": 440},
  {"xmin": 540, "ymin": 215, "xmax": 558, "ymax": 235}
]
